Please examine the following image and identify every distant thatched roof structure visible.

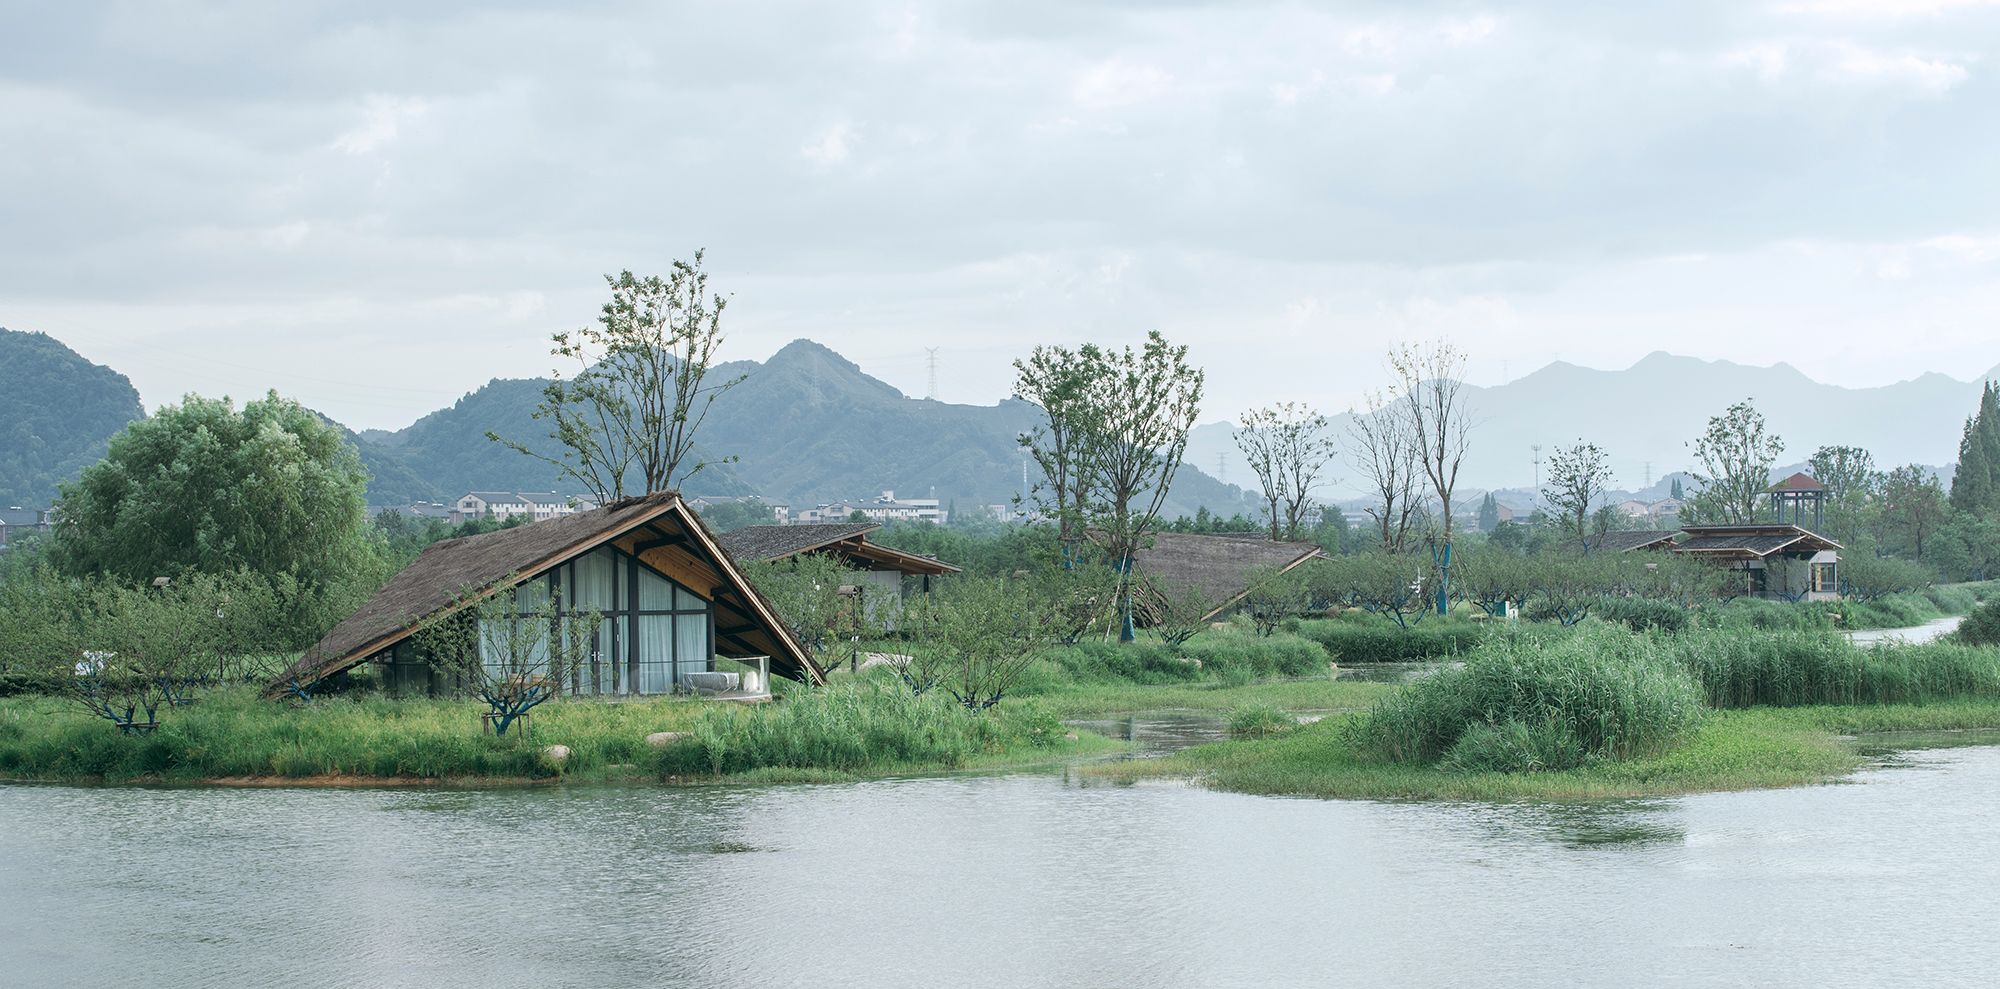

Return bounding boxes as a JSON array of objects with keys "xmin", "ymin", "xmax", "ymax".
[
  {"xmin": 1671, "ymin": 524, "xmax": 1842, "ymax": 561},
  {"xmin": 716, "ymin": 522, "xmax": 960, "ymax": 575},
  {"xmin": 1581, "ymin": 530, "xmax": 1681, "ymax": 553},
  {"xmin": 271, "ymin": 491, "xmax": 820, "ymax": 693},
  {"xmin": 1115, "ymin": 531, "xmax": 1328, "ymax": 621}
]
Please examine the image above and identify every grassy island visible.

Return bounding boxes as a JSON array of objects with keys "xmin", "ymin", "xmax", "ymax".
[{"xmin": 1086, "ymin": 622, "xmax": 2000, "ymax": 799}]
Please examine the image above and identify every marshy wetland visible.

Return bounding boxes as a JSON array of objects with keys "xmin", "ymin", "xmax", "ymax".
[{"xmin": 10, "ymin": 607, "xmax": 2000, "ymax": 987}]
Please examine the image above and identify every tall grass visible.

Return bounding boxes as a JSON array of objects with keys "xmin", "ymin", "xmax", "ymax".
[
  {"xmin": 1664, "ymin": 628, "xmax": 2000, "ymax": 708},
  {"xmin": 1347, "ymin": 626, "xmax": 1708, "ymax": 772},
  {"xmin": 1041, "ymin": 629, "xmax": 1326, "ymax": 686},
  {"xmin": 1292, "ymin": 619, "xmax": 1485, "ymax": 663},
  {"xmin": 654, "ymin": 682, "xmax": 1064, "ymax": 775}
]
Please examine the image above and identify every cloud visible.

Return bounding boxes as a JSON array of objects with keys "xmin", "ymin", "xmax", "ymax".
[
  {"xmin": 1, "ymin": 0, "xmax": 1998, "ymax": 431},
  {"xmin": 330, "ymin": 95, "xmax": 428, "ymax": 155}
]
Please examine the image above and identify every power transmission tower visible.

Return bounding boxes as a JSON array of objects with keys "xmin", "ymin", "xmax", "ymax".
[
  {"xmin": 1216, "ymin": 451, "xmax": 1227, "ymax": 484},
  {"xmin": 1531, "ymin": 445, "xmax": 1542, "ymax": 506},
  {"xmin": 925, "ymin": 347, "xmax": 939, "ymax": 401},
  {"xmin": 1643, "ymin": 462, "xmax": 1653, "ymax": 490}
]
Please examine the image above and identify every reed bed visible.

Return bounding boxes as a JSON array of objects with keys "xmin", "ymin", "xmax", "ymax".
[
  {"xmin": 653, "ymin": 682, "xmax": 1069, "ymax": 776},
  {"xmin": 1347, "ymin": 626, "xmax": 1708, "ymax": 772},
  {"xmin": 1665, "ymin": 629, "xmax": 2000, "ymax": 708}
]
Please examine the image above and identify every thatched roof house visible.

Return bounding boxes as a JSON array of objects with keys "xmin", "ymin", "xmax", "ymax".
[
  {"xmin": 272, "ymin": 491, "xmax": 820, "ymax": 696},
  {"xmin": 715, "ymin": 522, "xmax": 960, "ymax": 577},
  {"xmin": 1671, "ymin": 523, "xmax": 1843, "ymax": 600},
  {"xmin": 1579, "ymin": 530, "xmax": 1680, "ymax": 553},
  {"xmin": 1120, "ymin": 531, "xmax": 1329, "ymax": 621}
]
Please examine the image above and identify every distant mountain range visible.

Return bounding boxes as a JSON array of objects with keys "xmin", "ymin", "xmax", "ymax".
[
  {"xmin": 349, "ymin": 339, "xmax": 1252, "ymax": 518},
  {"xmin": 1185, "ymin": 351, "xmax": 2000, "ymax": 503},
  {"xmin": 5, "ymin": 331, "xmax": 1993, "ymax": 523}
]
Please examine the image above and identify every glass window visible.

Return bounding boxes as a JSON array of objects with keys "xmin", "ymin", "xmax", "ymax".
[
  {"xmin": 575, "ymin": 548, "xmax": 617, "ymax": 612},
  {"xmin": 637, "ymin": 615, "xmax": 673, "ymax": 694},
  {"xmin": 639, "ymin": 567, "xmax": 674, "ymax": 611},
  {"xmin": 675, "ymin": 613, "xmax": 709, "ymax": 684}
]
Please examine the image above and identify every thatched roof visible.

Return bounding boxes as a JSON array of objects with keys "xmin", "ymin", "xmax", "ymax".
[
  {"xmin": 271, "ymin": 491, "xmax": 820, "ymax": 692},
  {"xmin": 1123, "ymin": 531, "xmax": 1328, "ymax": 620},
  {"xmin": 1582, "ymin": 530, "xmax": 1680, "ymax": 553},
  {"xmin": 1671, "ymin": 524, "xmax": 1842, "ymax": 561},
  {"xmin": 716, "ymin": 523, "xmax": 961, "ymax": 575}
]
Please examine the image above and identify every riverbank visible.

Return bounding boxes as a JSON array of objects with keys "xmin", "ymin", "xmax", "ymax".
[
  {"xmin": 1081, "ymin": 701, "xmax": 2000, "ymax": 799},
  {"xmin": 0, "ymin": 684, "xmax": 1121, "ymax": 785}
]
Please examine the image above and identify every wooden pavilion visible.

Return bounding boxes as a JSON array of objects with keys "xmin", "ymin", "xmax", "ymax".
[
  {"xmin": 1670, "ymin": 523, "xmax": 1843, "ymax": 601},
  {"xmin": 271, "ymin": 491, "xmax": 821, "ymax": 697}
]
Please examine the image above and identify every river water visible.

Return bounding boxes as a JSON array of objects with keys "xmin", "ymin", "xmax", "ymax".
[{"xmin": 6, "ymin": 733, "xmax": 2000, "ymax": 989}]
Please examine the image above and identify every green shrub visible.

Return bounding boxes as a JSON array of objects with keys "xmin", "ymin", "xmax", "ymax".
[
  {"xmin": 1048, "ymin": 641, "xmax": 1205, "ymax": 685},
  {"xmin": 1594, "ymin": 597, "xmax": 1693, "ymax": 634},
  {"xmin": 1926, "ymin": 584, "xmax": 1978, "ymax": 615},
  {"xmin": 1292, "ymin": 620, "xmax": 1485, "ymax": 663},
  {"xmin": 1958, "ymin": 598, "xmax": 2000, "ymax": 647},
  {"xmin": 1348, "ymin": 626, "xmax": 1706, "ymax": 770},
  {"xmin": 1179, "ymin": 633, "xmax": 1326, "ymax": 678},
  {"xmin": 1437, "ymin": 715, "xmax": 1590, "ymax": 774}
]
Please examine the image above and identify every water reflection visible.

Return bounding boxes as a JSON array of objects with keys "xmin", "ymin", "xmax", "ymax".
[{"xmin": 6, "ymin": 745, "xmax": 2000, "ymax": 988}]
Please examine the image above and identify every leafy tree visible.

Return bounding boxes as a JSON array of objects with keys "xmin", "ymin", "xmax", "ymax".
[
  {"xmin": 1477, "ymin": 493, "xmax": 1499, "ymax": 532},
  {"xmin": 1685, "ymin": 399, "xmax": 1783, "ymax": 525},
  {"xmin": 1014, "ymin": 331, "xmax": 1203, "ymax": 641},
  {"xmin": 1879, "ymin": 465, "xmax": 1949, "ymax": 560},
  {"xmin": 900, "ymin": 574, "xmax": 1067, "ymax": 708},
  {"xmin": 1929, "ymin": 515, "xmax": 2000, "ymax": 582},
  {"xmin": 52, "ymin": 391, "xmax": 377, "ymax": 594},
  {"xmin": 1013, "ymin": 344, "xmax": 1105, "ymax": 546},
  {"xmin": 1670, "ymin": 477, "xmax": 1683, "ymax": 500},
  {"xmin": 1808, "ymin": 445, "xmax": 1880, "ymax": 543},
  {"xmin": 1839, "ymin": 554, "xmax": 1935, "ymax": 601},
  {"xmin": 1949, "ymin": 382, "xmax": 2000, "ymax": 520},
  {"xmin": 1234, "ymin": 402, "xmax": 1339, "ymax": 541},
  {"xmin": 492, "ymin": 253, "xmax": 745, "ymax": 501},
  {"xmin": 1543, "ymin": 441, "xmax": 1613, "ymax": 542}
]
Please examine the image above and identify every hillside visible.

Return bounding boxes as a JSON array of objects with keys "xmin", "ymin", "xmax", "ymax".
[
  {"xmin": 355, "ymin": 339, "xmax": 1250, "ymax": 516},
  {"xmin": 0, "ymin": 329, "xmax": 144, "ymax": 508}
]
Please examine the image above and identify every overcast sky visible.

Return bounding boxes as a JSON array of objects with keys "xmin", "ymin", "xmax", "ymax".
[{"xmin": 4, "ymin": 1, "xmax": 1999, "ymax": 432}]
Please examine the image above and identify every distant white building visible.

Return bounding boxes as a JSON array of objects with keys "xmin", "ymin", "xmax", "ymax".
[
  {"xmin": 451, "ymin": 491, "xmax": 597, "ymax": 523},
  {"xmin": 795, "ymin": 491, "xmax": 944, "ymax": 526}
]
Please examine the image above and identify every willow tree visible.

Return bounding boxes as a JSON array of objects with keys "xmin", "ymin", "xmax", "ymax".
[
  {"xmin": 492, "ymin": 252, "xmax": 745, "ymax": 501},
  {"xmin": 1235, "ymin": 402, "xmax": 1339, "ymax": 542}
]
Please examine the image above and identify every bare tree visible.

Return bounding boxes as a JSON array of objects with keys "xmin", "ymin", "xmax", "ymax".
[
  {"xmin": 1346, "ymin": 390, "xmax": 1421, "ymax": 553},
  {"xmin": 1388, "ymin": 342, "xmax": 1475, "ymax": 540},
  {"xmin": 492, "ymin": 252, "xmax": 746, "ymax": 501},
  {"xmin": 1235, "ymin": 402, "xmax": 1340, "ymax": 541}
]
